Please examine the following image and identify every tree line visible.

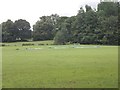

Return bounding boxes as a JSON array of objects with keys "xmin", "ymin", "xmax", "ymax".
[{"xmin": 1, "ymin": 2, "xmax": 119, "ymax": 45}]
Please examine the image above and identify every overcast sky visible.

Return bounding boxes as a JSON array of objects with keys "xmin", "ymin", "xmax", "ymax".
[{"xmin": 0, "ymin": 0, "xmax": 100, "ymax": 26}]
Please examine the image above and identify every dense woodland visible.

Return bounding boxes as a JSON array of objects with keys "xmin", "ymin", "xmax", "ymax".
[{"xmin": 1, "ymin": 2, "xmax": 120, "ymax": 45}]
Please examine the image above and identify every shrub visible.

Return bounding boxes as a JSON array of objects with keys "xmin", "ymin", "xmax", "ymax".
[
  {"xmin": 22, "ymin": 43, "xmax": 34, "ymax": 46},
  {"xmin": 54, "ymin": 30, "xmax": 67, "ymax": 45},
  {"xmin": 38, "ymin": 43, "xmax": 45, "ymax": 45}
]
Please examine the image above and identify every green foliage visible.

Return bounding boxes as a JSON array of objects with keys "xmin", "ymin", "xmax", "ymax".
[
  {"xmin": 2, "ymin": 19, "xmax": 31, "ymax": 42},
  {"xmin": 54, "ymin": 29, "xmax": 67, "ymax": 45},
  {"xmin": 1, "ymin": 2, "xmax": 119, "ymax": 45},
  {"xmin": 2, "ymin": 20, "xmax": 15, "ymax": 42},
  {"xmin": 14, "ymin": 19, "xmax": 31, "ymax": 41},
  {"xmin": 98, "ymin": 2, "xmax": 118, "ymax": 17},
  {"xmin": 33, "ymin": 14, "xmax": 59, "ymax": 41},
  {"xmin": 85, "ymin": 5, "xmax": 92, "ymax": 12}
]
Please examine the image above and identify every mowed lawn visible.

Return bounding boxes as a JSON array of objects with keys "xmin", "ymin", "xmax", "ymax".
[{"xmin": 2, "ymin": 44, "xmax": 118, "ymax": 88}]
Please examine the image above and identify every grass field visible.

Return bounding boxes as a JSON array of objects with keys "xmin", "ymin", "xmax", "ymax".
[{"xmin": 1, "ymin": 41, "xmax": 118, "ymax": 88}]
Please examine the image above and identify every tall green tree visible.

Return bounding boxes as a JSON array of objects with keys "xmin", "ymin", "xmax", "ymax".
[
  {"xmin": 2, "ymin": 20, "xmax": 16, "ymax": 42},
  {"xmin": 14, "ymin": 19, "xmax": 31, "ymax": 41},
  {"xmin": 33, "ymin": 14, "xmax": 60, "ymax": 41},
  {"xmin": 54, "ymin": 24, "xmax": 68, "ymax": 45},
  {"xmin": 73, "ymin": 6, "xmax": 99, "ymax": 44},
  {"xmin": 98, "ymin": 2, "xmax": 118, "ymax": 17},
  {"xmin": 33, "ymin": 16, "xmax": 54, "ymax": 41},
  {"xmin": 97, "ymin": 2, "xmax": 119, "ymax": 45},
  {"xmin": 73, "ymin": 7, "xmax": 85, "ymax": 43}
]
